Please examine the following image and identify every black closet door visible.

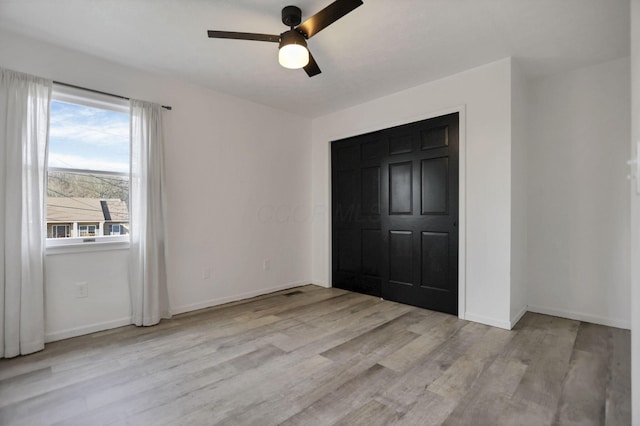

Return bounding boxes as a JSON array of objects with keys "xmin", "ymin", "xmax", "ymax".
[
  {"xmin": 331, "ymin": 132, "xmax": 384, "ymax": 297},
  {"xmin": 332, "ymin": 113, "xmax": 458, "ymax": 315},
  {"xmin": 380, "ymin": 113, "xmax": 458, "ymax": 314}
]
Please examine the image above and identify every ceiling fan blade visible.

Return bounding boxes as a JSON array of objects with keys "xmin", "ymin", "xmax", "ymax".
[
  {"xmin": 296, "ymin": 0, "xmax": 363, "ymax": 39},
  {"xmin": 304, "ymin": 52, "xmax": 322, "ymax": 77},
  {"xmin": 207, "ymin": 31, "xmax": 280, "ymax": 43}
]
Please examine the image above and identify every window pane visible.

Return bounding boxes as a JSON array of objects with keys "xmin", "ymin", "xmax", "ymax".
[
  {"xmin": 49, "ymin": 101, "xmax": 129, "ymax": 173},
  {"xmin": 47, "ymin": 97, "xmax": 130, "ymax": 240}
]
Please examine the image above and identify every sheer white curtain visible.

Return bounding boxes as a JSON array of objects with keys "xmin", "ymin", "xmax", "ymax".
[
  {"xmin": 0, "ymin": 68, "xmax": 51, "ymax": 358},
  {"xmin": 129, "ymin": 100, "xmax": 171, "ymax": 326}
]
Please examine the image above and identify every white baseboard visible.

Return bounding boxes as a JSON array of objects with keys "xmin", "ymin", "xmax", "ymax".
[
  {"xmin": 44, "ymin": 282, "xmax": 311, "ymax": 343},
  {"xmin": 464, "ymin": 311, "xmax": 511, "ymax": 330},
  {"xmin": 310, "ymin": 281, "xmax": 330, "ymax": 288},
  {"xmin": 510, "ymin": 305, "xmax": 528, "ymax": 329},
  {"xmin": 45, "ymin": 317, "xmax": 132, "ymax": 343},
  {"xmin": 170, "ymin": 281, "xmax": 310, "ymax": 316},
  {"xmin": 45, "ymin": 287, "xmax": 629, "ymax": 344},
  {"xmin": 527, "ymin": 305, "xmax": 630, "ymax": 330}
]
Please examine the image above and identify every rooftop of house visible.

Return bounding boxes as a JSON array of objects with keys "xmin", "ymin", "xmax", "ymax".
[{"xmin": 46, "ymin": 198, "xmax": 128, "ymax": 223}]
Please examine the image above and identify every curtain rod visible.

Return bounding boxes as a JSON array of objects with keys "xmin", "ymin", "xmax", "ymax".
[{"xmin": 53, "ymin": 81, "xmax": 172, "ymax": 111}]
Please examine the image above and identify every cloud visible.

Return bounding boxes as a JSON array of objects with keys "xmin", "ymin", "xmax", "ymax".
[
  {"xmin": 49, "ymin": 100, "xmax": 130, "ymax": 172},
  {"xmin": 50, "ymin": 100, "xmax": 129, "ymax": 148}
]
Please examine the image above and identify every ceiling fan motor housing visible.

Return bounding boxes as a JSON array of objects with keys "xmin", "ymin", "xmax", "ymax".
[
  {"xmin": 282, "ymin": 5, "xmax": 302, "ymax": 27},
  {"xmin": 279, "ymin": 29, "xmax": 307, "ymax": 49}
]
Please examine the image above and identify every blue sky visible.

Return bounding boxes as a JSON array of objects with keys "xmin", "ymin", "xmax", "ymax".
[{"xmin": 48, "ymin": 101, "xmax": 129, "ymax": 173}]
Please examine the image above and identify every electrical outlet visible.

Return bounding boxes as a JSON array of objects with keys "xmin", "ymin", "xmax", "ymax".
[
  {"xmin": 75, "ymin": 282, "xmax": 88, "ymax": 298},
  {"xmin": 202, "ymin": 268, "xmax": 212, "ymax": 280},
  {"xmin": 263, "ymin": 259, "xmax": 271, "ymax": 271}
]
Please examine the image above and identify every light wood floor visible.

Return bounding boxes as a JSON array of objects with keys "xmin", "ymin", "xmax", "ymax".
[{"xmin": 0, "ymin": 285, "xmax": 631, "ymax": 425}]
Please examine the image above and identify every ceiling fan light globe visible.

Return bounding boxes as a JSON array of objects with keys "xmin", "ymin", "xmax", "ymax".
[{"xmin": 279, "ymin": 44, "xmax": 309, "ymax": 69}]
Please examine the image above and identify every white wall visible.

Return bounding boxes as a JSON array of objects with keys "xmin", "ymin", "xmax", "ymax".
[
  {"xmin": 630, "ymin": 0, "xmax": 640, "ymax": 422},
  {"xmin": 162, "ymin": 72, "xmax": 312, "ymax": 314},
  {"xmin": 311, "ymin": 58, "xmax": 514, "ymax": 329},
  {"xmin": 510, "ymin": 60, "xmax": 528, "ymax": 326},
  {"xmin": 44, "ymin": 247, "xmax": 131, "ymax": 341},
  {"xmin": 526, "ymin": 57, "xmax": 631, "ymax": 329},
  {"xmin": 0, "ymin": 30, "xmax": 312, "ymax": 340}
]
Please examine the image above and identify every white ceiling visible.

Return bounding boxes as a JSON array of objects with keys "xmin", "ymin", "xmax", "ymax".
[{"xmin": 0, "ymin": 0, "xmax": 630, "ymax": 117}]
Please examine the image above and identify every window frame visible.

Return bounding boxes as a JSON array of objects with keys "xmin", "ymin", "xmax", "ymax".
[{"xmin": 46, "ymin": 85, "xmax": 131, "ymax": 253}]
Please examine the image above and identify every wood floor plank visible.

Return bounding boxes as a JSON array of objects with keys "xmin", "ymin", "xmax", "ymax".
[
  {"xmin": 186, "ymin": 313, "xmax": 420, "ymax": 425},
  {"xmin": 394, "ymin": 391, "xmax": 457, "ymax": 426},
  {"xmin": 0, "ymin": 285, "xmax": 630, "ymax": 426},
  {"xmin": 116, "ymin": 301, "xmax": 411, "ymax": 425},
  {"xmin": 319, "ymin": 311, "xmax": 422, "ymax": 364},
  {"xmin": 439, "ymin": 359, "xmax": 528, "ymax": 426},
  {"xmin": 0, "ymin": 313, "xmax": 287, "ymax": 410},
  {"xmin": 436, "ymin": 317, "xmax": 542, "ymax": 425},
  {"xmin": 606, "ymin": 327, "xmax": 631, "ymax": 425},
  {"xmin": 554, "ymin": 322, "xmax": 611, "ymax": 425},
  {"xmin": 427, "ymin": 326, "xmax": 513, "ymax": 400},
  {"xmin": 278, "ymin": 363, "xmax": 399, "ymax": 425},
  {"xmin": 334, "ymin": 399, "xmax": 398, "ymax": 426},
  {"xmin": 379, "ymin": 314, "xmax": 467, "ymax": 373},
  {"xmin": 55, "ymin": 344, "xmax": 289, "ymax": 426},
  {"xmin": 510, "ymin": 315, "xmax": 579, "ymax": 422},
  {"xmin": 0, "ymin": 365, "xmax": 52, "ymax": 387},
  {"xmin": 151, "ymin": 353, "xmax": 334, "ymax": 426},
  {"xmin": 375, "ymin": 321, "xmax": 491, "ymax": 416},
  {"xmin": 555, "ymin": 349, "xmax": 607, "ymax": 425}
]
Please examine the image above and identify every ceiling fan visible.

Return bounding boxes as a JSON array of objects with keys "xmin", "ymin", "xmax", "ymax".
[{"xmin": 207, "ymin": 0, "xmax": 364, "ymax": 77}]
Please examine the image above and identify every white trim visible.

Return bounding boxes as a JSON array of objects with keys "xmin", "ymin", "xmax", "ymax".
[
  {"xmin": 457, "ymin": 106, "xmax": 467, "ymax": 320},
  {"xmin": 527, "ymin": 305, "xmax": 631, "ymax": 330},
  {"xmin": 326, "ymin": 138, "xmax": 333, "ymax": 287},
  {"xmin": 43, "ymin": 282, "xmax": 311, "ymax": 343},
  {"xmin": 311, "ymin": 281, "xmax": 330, "ymax": 288},
  {"xmin": 324, "ymin": 105, "xmax": 468, "ymax": 320},
  {"xmin": 465, "ymin": 311, "xmax": 511, "ymax": 330},
  {"xmin": 45, "ymin": 316, "xmax": 132, "ymax": 343},
  {"xmin": 170, "ymin": 281, "xmax": 310, "ymax": 315},
  {"xmin": 510, "ymin": 305, "xmax": 528, "ymax": 329},
  {"xmin": 46, "ymin": 239, "xmax": 129, "ymax": 255}
]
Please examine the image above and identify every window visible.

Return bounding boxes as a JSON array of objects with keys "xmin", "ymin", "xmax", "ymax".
[
  {"xmin": 46, "ymin": 86, "xmax": 130, "ymax": 247},
  {"xmin": 78, "ymin": 224, "xmax": 98, "ymax": 237},
  {"xmin": 50, "ymin": 224, "xmax": 70, "ymax": 238}
]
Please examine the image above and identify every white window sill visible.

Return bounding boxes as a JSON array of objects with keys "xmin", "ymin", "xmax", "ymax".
[{"xmin": 46, "ymin": 236, "xmax": 130, "ymax": 255}]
